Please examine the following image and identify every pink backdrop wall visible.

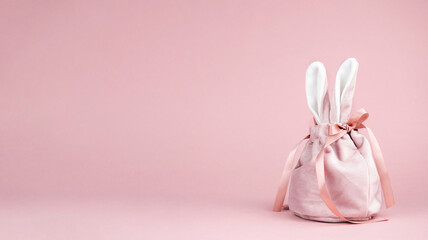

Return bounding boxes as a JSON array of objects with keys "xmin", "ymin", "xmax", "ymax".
[{"xmin": 1, "ymin": 0, "xmax": 428, "ymax": 239}]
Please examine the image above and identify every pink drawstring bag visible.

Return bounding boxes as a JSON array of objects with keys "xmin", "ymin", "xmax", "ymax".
[{"xmin": 273, "ymin": 58, "xmax": 395, "ymax": 223}]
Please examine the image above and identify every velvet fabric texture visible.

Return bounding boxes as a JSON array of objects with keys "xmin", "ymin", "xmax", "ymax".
[{"xmin": 288, "ymin": 124, "xmax": 382, "ymax": 222}]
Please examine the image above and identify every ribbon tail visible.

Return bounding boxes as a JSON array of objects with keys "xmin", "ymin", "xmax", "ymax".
[
  {"xmin": 273, "ymin": 135, "xmax": 310, "ymax": 212},
  {"xmin": 366, "ymin": 127, "xmax": 395, "ymax": 208},
  {"xmin": 315, "ymin": 131, "xmax": 351, "ymax": 222}
]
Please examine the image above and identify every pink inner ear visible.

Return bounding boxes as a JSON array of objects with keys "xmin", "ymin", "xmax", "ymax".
[
  {"xmin": 320, "ymin": 91, "xmax": 331, "ymax": 123},
  {"xmin": 305, "ymin": 61, "xmax": 330, "ymax": 124},
  {"xmin": 332, "ymin": 58, "xmax": 359, "ymax": 123}
]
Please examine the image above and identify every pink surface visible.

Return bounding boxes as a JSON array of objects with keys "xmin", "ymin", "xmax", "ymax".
[{"xmin": 1, "ymin": 0, "xmax": 428, "ymax": 239}]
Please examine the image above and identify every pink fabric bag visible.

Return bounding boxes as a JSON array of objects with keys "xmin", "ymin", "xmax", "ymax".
[{"xmin": 273, "ymin": 58, "xmax": 395, "ymax": 223}]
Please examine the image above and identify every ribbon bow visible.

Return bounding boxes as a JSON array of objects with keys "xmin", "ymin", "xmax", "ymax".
[
  {"xmin": 273, "ymin": 108, "xmax": 395, "ymax": 223},
  {"xmin": 328, "ymin": 108, "xmax": 369, "ymax": 135}
]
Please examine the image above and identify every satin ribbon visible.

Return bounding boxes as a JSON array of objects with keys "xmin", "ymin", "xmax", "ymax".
[
  {"xmin": 273, "ymin": 135, "xmax": 310, "ymax": 212},
  {"xmin": 273, "ymin": 108, "xmax": 395, "ymax": 223}
]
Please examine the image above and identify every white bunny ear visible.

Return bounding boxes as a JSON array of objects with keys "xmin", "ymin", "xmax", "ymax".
[
  {"xmin": 305, "ymin": 61, "xmax": 330, "ymax": 124},
  {"xmin": 331, "ymin": 58, "xmax": 359, "ymax": 123}
]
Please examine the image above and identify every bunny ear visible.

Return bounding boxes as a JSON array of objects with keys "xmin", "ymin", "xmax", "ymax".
[
  {"xmin": 305, "ymin": 61, "xmax": 330, "ymax": 124},
  {"xmin": 331, "ymin": 58, "xmax": 359, "ymax": 123}
]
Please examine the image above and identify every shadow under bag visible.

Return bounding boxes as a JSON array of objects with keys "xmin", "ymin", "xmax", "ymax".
[{"xmin": 273, "ymin": 58, "xmax": 395, "ymax": 223}]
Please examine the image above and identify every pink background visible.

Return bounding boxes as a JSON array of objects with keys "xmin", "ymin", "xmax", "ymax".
[{"xmin": 1, "ymin": 0, "xmax": 428, "ymax": 239}]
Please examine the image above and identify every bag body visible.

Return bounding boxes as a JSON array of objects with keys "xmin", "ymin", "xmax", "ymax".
[
  {"xmin": 288, "ymin": 124, "xmax": 382, "ymax": 222},
  {"xmin": 273, "ymin": 58, "xmax": 394, "ymax": 223}
]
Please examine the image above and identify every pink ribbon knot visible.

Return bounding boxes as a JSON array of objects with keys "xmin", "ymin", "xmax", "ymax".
[
  {"xmin": 339, "ymin": 123, "xmax": 352, "ymax": 133},
  {"xmin": 328, "ymin": 108, "xmax": 369, "ymax": 135}
]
